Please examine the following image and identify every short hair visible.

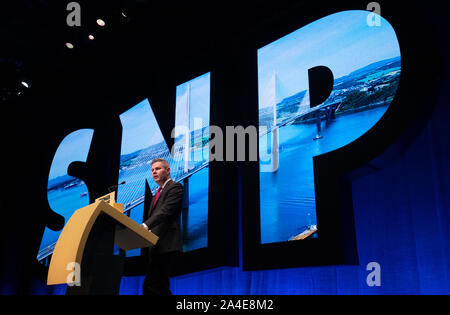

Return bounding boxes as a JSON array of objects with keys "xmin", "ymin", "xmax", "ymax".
[{"xmin": 151, "ymin": 158, "xmax": 170, "ymax": 169}]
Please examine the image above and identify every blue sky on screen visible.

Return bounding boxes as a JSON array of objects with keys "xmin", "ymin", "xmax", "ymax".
[
  {"xmin": 258, "ymin": 10, "xmax": 401, "ymax": 108},
  {"xmin": 119, "ymin": 99, "xmax": 166, "ymax": 155},
  {"xmin": 175, "ymin": 72, "xmax": 210, "ymax": 134},
  {"xmin": 48, "ymin": 129, "xmax": 94, "ymax": 180}
]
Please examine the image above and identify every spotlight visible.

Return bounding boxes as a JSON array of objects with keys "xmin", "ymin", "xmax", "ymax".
[
  {"xmin": 65, "ymin": 42, "xmax": 74, "ymax": 49},
  {"xmin": 96, "ymin": 19, "xmax": 105, "ymax": 26},
  {"xmin": 121, "ymin": 12, "xmax": 127, "ymax": 18},
  {"xmin": 88, "ymin": 34, "xmax": 95, "ymax": 40},
  {"xmin": 21, "ymin": 81, "xmax": 29, "ymax": 88}
]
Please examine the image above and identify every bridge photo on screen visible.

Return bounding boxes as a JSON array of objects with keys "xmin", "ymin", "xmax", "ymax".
[{"xmin": 258, "ymin": 10, "xmax": 401, "ymax": 244}]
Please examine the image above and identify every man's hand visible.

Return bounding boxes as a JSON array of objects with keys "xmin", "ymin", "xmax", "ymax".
[{"xmin": 142, "ymin": 223, "xmax": 151, "ymax": 232}]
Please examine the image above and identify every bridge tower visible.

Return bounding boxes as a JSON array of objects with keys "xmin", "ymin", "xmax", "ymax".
[{"xmin": 269, "ymin": 71, "xmax": 280, "ymax": 172}]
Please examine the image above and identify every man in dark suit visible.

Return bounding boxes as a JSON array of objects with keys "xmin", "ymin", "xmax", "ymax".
[{"xmin": 141, "ymin": 158, "xmax": 184, "ymax": 295}]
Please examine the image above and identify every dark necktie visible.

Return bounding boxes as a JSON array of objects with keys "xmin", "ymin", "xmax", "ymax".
[{"xmin": 152, "ymin": 187, "xmax": 162, "ymax": 209}]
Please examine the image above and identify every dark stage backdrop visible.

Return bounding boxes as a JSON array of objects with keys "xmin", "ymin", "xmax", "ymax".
[
  {"xmin": 31, "ymin": 65, "xmax": 450, "ymax": 294},
  {"xmin": 2, "ymin": 1, "xmax": 449, "ymax": 295}
]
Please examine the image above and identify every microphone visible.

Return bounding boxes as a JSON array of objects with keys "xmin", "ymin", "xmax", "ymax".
[{"xmin": 108, "ymin": 181, "xmax": 126, "ymax": 192}]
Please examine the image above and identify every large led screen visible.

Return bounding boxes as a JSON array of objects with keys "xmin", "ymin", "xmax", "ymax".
[
  {"xmin": 173, "ymin": 73, "xmax": 210, "ymax": 252},
  {"xmin": 117, "ymin": 73, "xmax": 210, "ymax": 255},
  {"xmin": 258, "ymin": 10, "xmax": 401, "ymax": 244},
  {"xmin": 38, "ymin": 129, "xmax": 94, "ymax": 261}
]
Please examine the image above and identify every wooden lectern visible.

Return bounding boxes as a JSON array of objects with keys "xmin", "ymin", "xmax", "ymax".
[{"xmin": 47, "ymin": 192, "xmax": 158, "ymax": 294}]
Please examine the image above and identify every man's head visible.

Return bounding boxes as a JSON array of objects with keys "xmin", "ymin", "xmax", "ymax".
[{"xmin": 151, "ymin": 158, "xmax": 171, "ymax": 187}]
